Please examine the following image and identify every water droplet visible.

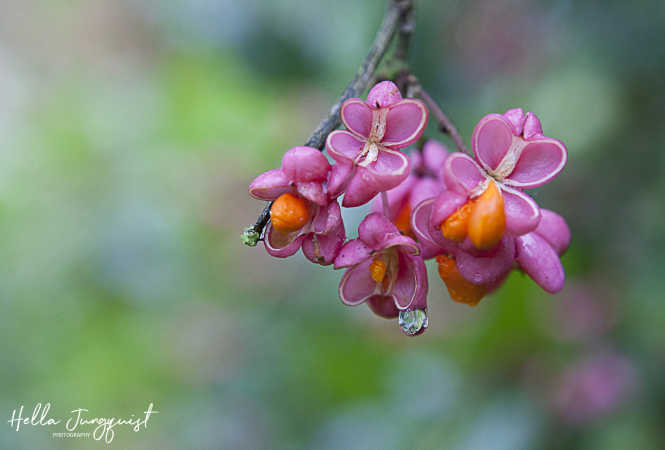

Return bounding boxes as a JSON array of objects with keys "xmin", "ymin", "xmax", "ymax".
[{"xmin": 398, "ymin": 309, "xmax": 428, "ymax": 336}]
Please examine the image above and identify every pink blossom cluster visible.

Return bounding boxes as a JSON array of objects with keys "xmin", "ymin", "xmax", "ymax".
[{"xmin": 247, "ymin": 81, "xmax": 570, "ymax": 336}]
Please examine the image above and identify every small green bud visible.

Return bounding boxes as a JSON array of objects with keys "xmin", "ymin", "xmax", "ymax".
[{"xmin": 241, "ymin": 227, "xmax": 260, "ymax": 247}]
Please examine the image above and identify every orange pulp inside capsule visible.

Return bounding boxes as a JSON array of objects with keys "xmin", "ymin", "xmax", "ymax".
[
  {"xmin": 435, "ymin": 254, "xmax": 487, "ymax": 306},
  {"xmin": 369, "ymin": 257, "xmax": 387, "ymax": 283},
  {"xmin": 270, "ymin": 193, "xmax": 309, "ymax": 233},
  {"xmin": 440, "ymin": 203, "xmax": 473, "ymax": 243},
  {"xmin": 394, "ymin": 202, "xmax": 413, "ymax": 237},
  {"xmin": 440, "ymin": 181, "xmax": 506, "ymax": 250}
]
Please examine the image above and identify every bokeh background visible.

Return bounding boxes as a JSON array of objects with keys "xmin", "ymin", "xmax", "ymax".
[{"xmin": 1, "ymin": 0, "xmax": 664, "ymax": 449}]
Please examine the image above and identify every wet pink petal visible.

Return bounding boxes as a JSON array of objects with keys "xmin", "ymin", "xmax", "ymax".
[
  {"xmin": 324, "ymin": 222, "xmax": 346, "ymax": 256},
  {"xmin": 327, "ymin": 162, "xmax": 354, "ymax": 199},
  {"xmin": 503, "ymin": 138, "xmax": 567, "ymax": 189},
  {"xmin": 409, "ymin": 178, "xmax": 443, "ymax": 210},
  {"xmin": 281, "ymin": 146, "xmax": 330, "ymax": 182},
  {"xmin": 338, "ymin": 259, "xmax": 377, "ymax": 306},
  {"xmin": 312, "ymin": 200, "xmax": 342, "ymax": 234},
  {"xmin": 503, "ymin": 108, "xmax": 526, "ymax": 135},
  {"xmin": 443, "ymin": 152, "xmax": 485, "ymax": 196},
  {"xmin": 334, "ymin": 239, "xmax": 373, "ymax": 269},
  {"xmin": 341, "ymin": 170, "xmax": 381, "ymax": 207},
  {"xmin": 411, "ymin": 199, "xmax": 443, "ymax": 252},
  {"xmin": 299, "ymin": 236, "xmax": 321, "ymax": 264},
  {"xmin": 310, "ymin": 203, "xmax": 331, "ymax": 235},
  {"xmin": 407, "ymin": 251, "xmax": 429, "ymax": 310},
  {"xmin": 340, "ymin": 98, "xmax": 372, "ymax": 139},
  {"xmin": 501, "ymin": 186, "xmax": 541, "ymax": 235},
  {"xmin": 370, "ymin": 173, "xmax": 416, "ymax": 218},
  {"xmin": 391, "ymin": 252, "xmax": 419, "ymax": 309},
  {"xmin": 341, "ymin": 149, "xmax": 410, "ymax": 207},
  {"xmin": 301, "ymin": 224, "xmax": 345, "ymax": 266},
  {"xmin": 535, "ymin": 209, "xmax": 571, "ymax": 255},
  {"xmin": 358, "ymin": 212, "xmax": 401, "ymax": 249},
  {"xmin": 422, "ymin": 140, "xmax": 449, "ymax": 176},
  {"xmin": 408, "ymin": 274, "xmax": 429, "ymax": 311},
  {"xmin": 326, "ymin": 130, "xmax": 365, "ymax": 162},
  {"xmin": 248, "ymin": 168, "xmax": 292, "ymax": 201},
  {"xmin": 455, "ymin": 235, "xmax": 515, "ymax": 285},
  {"xmin": 408, "ymin": 149, "xmax": 423, "ymax": 171},
  {"xmin": 366, "ymin": 295, "xmax": 399, "ymax": 318},
  {"xmin": 410, "ymin": 198, "xmax": 459, "ymax": 257},
  {"xmin": 523, "ymin": 112, "xmax": 543, "ymax": 139},
  {"xmin": 430, "ymin": 190, "xmax": 467, "ymax": 229},
  {"xmin": 264, "ymin": 224, "xmax": 306, "ymax": 258},
  {"xmin": 516, "ymin": 232, "xmax": 565, "ymax": 293},
  {"xmin": 366, "ymin": 80, "xmax": 403, "ymax": 108},
  {"xmin": 472, "ymin": 113, "xmax": 513, "ymax": 173},
  {"xmin": 296, "ymin": 181, "xmax": 326, "ymax": 205},
  {"xmin": 381, "ymin": 234, "xmax": 420, "ymax": 256},
  {"xmin": 382, "ymin": 99, "xmax": 429, "ymax": 148},
  {"xmin": 364, "ymin": 146, "xmax": 410, "ymax": 188},
  {"xmin": 419, "ymin": 240, "xmax": 444, "ymax": 261}
]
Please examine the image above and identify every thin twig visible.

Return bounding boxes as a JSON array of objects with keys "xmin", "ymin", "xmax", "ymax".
[
  {"xmin": 305, "ymin": 0, "xmax": 412, "ymax": 149},
  {"xmin": 394, "ymin": 1, "xmax": 414, "ymax": 64},
  {"xmin": 243, "ymin": 0, "xmax": 413, "ymax": 245},
  {"xmin": 406, "ymin": 74, "xmax": 470, "ymax": 155}
]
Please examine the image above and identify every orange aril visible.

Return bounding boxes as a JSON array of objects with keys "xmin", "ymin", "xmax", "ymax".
[
  {"xmin": 394, "ymin": 202, "xmax": 413, "ymax": 237},
  {"xmin": 436, "ymin": 254, "xmax": 487, "ymax": 306},
  {"xmin": 439, "ymin": 181, "xmax": 506, "ymax": 250},
  {"xmin": 270, "ymin": 193, "xmax": 309, "ymax": 233},
  {"xmin": 467, "ymin": 181, "xmax": 505, "ymax": 250},
  {"xmin": 440, "ymin": 202, "xmax": 473, "ymax": 242},
  {"xmin": 369, "ymin": 257, "xmax": 387, "ymax": 283}
]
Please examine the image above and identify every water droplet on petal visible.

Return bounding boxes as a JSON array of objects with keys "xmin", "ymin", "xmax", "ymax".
[{"xmin": 398, "ymin": 309, "xmax": 428, "ymax": 336}]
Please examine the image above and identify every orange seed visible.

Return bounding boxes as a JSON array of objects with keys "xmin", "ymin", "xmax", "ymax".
[
  {"xmin": 270, "ymin": 193, "xmax": 309, "ymax": 233},
  {"xmin": 467, "ymin": 181, "xmax": 505, "ymax": 250},
  {"xmin": 369, "ymin": 257, "xmax": 387, "ymax": 283},
  {"xmin": 394, "ymin": 202, "xmax": 413, "ymax": 237},
  {"xmin": 440, "ymin": 202, "xmax": 473, "ymax": 242},
  {"xmin": 436, "ymin": 254, "xmax": 487, "ymax": 306}
]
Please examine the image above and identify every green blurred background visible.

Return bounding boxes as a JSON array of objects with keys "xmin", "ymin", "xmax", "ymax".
[{"xmin": 1, "ymin": 0, "xmax": 664, "ymax": 449}]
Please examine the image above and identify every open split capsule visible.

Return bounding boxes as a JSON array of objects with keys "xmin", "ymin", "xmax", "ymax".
[
  {"xmin": 436, "ymin": 254, "xmax": 487, "ymax": 306},
  {"xmin": 440, "ymin": 180, "xmax": 506, "ymax": 250}
]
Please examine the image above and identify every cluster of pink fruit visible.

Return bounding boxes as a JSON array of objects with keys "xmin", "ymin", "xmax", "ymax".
[{"xmin": 247, "ymin": 81, "xmax": 570, "ymax": 336}]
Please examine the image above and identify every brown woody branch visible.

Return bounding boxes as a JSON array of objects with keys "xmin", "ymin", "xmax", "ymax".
[
  {"xmin": 242, "ymin": 0, "xmax": 413, "ymax": 246},
  {"xmin": 405, "ymin": 74, "xmax": 469, "ymax": 155}
]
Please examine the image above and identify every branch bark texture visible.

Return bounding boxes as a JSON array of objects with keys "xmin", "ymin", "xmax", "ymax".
[
  {"xmin": 245, "ymin": 0, "xmax": 413, "ymax": 243},
  {"xmin": 406, "ymin": 74, "xmax": 470, "ymax": 155}
]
